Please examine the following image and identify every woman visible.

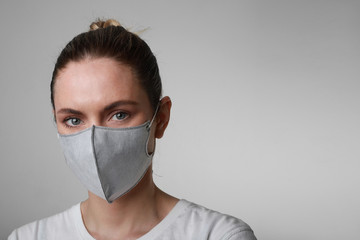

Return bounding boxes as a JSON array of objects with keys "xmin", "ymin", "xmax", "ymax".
[{"xmin": 9, "ymin": 19, "xmax": 256, "ymax": 240}]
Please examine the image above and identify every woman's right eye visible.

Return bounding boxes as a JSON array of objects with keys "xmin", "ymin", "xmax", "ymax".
[{"xmin": 65, "ymin": 118, "xmax": 82, "ymax": 127}]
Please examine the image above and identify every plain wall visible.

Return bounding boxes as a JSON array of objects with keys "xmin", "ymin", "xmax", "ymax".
[{"xmin": 0, "ymin": 1, "xmax": 359, "ymax": 239}]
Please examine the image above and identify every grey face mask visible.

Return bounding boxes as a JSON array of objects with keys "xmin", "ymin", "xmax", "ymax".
[{"xmin": 58, "ymin": 108, "xmax": 158, "ymax": 203}]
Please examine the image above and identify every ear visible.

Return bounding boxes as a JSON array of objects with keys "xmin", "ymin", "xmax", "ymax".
[{"xmin": 155, "ymin": 96, "xmax": 172, "ymax": 138}]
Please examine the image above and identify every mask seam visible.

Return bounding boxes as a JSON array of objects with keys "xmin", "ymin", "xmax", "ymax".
[
  {"xmin": 91, "ymin": 126, "xmax": 108, "ymax": 202},
  {"xmin": 95, "ymin": 121, "xmax": 149, "ymax": 131}
]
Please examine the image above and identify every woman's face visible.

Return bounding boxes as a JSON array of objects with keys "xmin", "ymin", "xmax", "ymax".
[{"xmin": 53, "ymin": 57, "xmax": 155, "ymax": 135}]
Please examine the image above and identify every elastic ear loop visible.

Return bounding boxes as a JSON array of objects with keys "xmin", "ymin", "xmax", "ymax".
[
  {"xmin": 147, "ymin": 102, "xmax": 163, "ymax": 177},
  {"xmin": 147, "ymin": 102, "xmax": 160, "ymax": 131}
]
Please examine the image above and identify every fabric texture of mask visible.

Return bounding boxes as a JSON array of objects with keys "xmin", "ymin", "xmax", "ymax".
[{"xmin": 58, "ymin": 121, "xmax": 154, "ymax": 203}]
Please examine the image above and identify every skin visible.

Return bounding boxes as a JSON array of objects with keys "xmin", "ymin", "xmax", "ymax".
[{"xmin": 53, "ymin": 57, "xmax": 178, "ymax": 240}]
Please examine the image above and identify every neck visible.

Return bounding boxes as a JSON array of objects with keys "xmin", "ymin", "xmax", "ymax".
[{"xmin": 81, "ymin": 167, "xmax": 178, "ymax": 239}]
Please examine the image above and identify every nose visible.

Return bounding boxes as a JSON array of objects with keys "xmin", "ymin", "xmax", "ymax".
[{"xmin": 87, "ymin": 117, "xmax": 105, "ymax": 128}]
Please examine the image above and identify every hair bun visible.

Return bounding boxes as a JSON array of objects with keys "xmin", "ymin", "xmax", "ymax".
[{"xmin": 89, "ymin": 19, "xmax": 121, "ymax": 31}]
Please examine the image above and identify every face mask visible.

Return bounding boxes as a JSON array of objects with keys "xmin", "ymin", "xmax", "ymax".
[{"xmin": 58, "ymin": 107, "xmax": 158, "ymax": 203}]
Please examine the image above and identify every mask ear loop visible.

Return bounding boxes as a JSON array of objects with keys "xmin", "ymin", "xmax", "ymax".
[{"xmin": 146, "ymin": 102, "xmax": 160, "ymax": 131}]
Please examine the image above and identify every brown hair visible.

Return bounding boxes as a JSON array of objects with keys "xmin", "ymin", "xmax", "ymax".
[{"xmin": 50, "ymin": 19, "xmax": 162, "ymax": 111}]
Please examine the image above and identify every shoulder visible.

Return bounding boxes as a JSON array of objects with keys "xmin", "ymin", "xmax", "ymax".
[
  {"xmin": 174, "ymin": 200, "xmax": 257, "ymax": 240},
  {"xmin": 8, "ymin": 203, "xmax": 81, "ymax": 240}
]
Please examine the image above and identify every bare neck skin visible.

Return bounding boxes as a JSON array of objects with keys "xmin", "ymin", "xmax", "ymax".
[{"xmin": 80, "ymin": 166, "xmax": 178, "ymax": 240}]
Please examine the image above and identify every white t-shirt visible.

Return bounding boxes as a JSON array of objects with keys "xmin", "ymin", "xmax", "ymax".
[{"xmin": 8, "ymin": 199, "xmax": 256, "ymax": 240}]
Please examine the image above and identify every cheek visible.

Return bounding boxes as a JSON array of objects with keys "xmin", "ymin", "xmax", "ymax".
[{"xmin": 55, "ymin": 119, "xmax": 67, "ymax": 134}]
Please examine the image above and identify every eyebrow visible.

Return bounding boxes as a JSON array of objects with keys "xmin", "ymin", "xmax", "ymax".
[
  {"xmin": 56, "ymin": 100, "xmax": 138, "ymax": 115},
  {"xmin": 103, "ymin": 100, "xmax": 138, "ymax": 111},
  {"xmin": 56, "ymin": 108, "xmax": 83, "ymax": 115}
]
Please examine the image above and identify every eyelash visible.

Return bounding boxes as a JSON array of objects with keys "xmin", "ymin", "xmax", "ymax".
[
  {"xmin": 110, "ymin": 111, "xmax": 129, "ymax": 121},
  {"xmin": 62, "ymin": 111, "xmax": 130, "ymax": 128},
  {"xmin": 63, "ymin": 117, "xmax": 81, "ymax": 128}
]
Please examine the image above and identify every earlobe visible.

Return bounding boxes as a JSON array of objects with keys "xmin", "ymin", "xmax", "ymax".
[{"xmin": 155, "ymin": 96, "xmax": 172, "ymax": 139}]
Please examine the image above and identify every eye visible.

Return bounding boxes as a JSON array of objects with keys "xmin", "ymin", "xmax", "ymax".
[
  {"xmin": 65, "ymin": 118, "xmax": 82, "ymax": 127},
  {"xmin": 111, "ymin": 112, "xmax": 128, "ymax": 121}
]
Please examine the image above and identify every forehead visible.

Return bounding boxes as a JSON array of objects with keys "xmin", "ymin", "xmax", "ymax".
[{"xmin": 53, "ymin": 58, "xmax": 147, "ymax": 110}]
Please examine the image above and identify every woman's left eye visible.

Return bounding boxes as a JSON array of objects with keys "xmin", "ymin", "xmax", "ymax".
[{"xmin": 111, "ymin": 112, "xmax": 128, "ymax": 121}]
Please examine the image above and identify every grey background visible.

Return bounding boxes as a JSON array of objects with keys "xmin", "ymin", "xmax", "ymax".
[{"xmin": 1, "ymin": 1, "xmax": 359, "ymax": 239}]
